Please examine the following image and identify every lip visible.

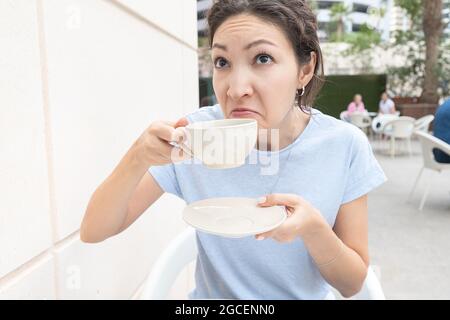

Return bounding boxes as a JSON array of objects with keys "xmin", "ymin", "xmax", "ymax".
[{"xmin": 230, "ymin": 107, "xmax": 259, "ymax": 117}]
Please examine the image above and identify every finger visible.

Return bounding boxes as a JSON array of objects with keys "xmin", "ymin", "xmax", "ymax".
[
  {"xmin": 170, "ymin": 126, "xmax": 188, "ymax": 143},
  {"xmin": 169, "ymin": 143, "xmax": 192, "ymax": 161},
  {"xmin": 257, "ymin": 193, "xmax": 302, "ymax": 208},
  {"xmin": 156, "ymin": 138, "xmax": 177, "ymax": 159},
  {"xmin": 174, "ymin": 117, "xmax": 189, "ymax": 128},
  {"xmin": 153, "ymin": 123, "xmax": 176, "ymax": 142},
  {"xmin": 255, "ymin": 229, "xmax": 276, "ymax": 241},
  {"xmin": 161, "ymin": 120, "xmax": 175, "ymax": 126}
]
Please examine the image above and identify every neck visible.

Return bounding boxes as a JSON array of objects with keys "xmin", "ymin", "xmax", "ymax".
[{"xmin": 256, "ymin": 107, "xmax": 310, "ymax": 151}]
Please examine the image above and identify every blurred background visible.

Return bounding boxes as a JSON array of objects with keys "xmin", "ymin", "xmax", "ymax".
[{"xmin": 0, "ymin": 0, "xmax": 449, "ymax": 299}]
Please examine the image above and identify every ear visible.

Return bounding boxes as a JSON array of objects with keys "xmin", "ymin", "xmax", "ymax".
[{"xmin": 297, "ymin": 52, "xmax": 317, "ymax": 89}]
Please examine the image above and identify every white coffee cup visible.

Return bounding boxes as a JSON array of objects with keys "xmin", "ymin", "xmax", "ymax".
[{"xmin": 171, "ymin": 119, "xmax": 258, "ymax": 169}]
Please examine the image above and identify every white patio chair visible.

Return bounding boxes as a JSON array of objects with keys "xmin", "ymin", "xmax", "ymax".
[
  {"xmin": 414, "ymin": 115, "xmax": 435, "ymax": 133},
  {"xmin": 350, "ymin": 112, "xmax": 372, "ymax": 138},
  {"xmin": 340, "ymin": 110, "xmax": 349, "ymax": 122},
  {"xmin": 383, "ymin": 117, "xmax": 415, "ymax": 158},
  {"xmin": 408, "ymin": 131, "xmax": 450, "ymax": 210},
  {"xmin": 140, "ymin": 227, "xmax": 385, "ymax": 300},
  {"xmin": 372, "ymin": 114, "xmax": 399, "ymax": 141}
]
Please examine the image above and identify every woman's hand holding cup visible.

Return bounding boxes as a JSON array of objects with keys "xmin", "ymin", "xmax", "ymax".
[{"xmin": 133, "ymin": 117, "xmax": 191, "ymax": 167}]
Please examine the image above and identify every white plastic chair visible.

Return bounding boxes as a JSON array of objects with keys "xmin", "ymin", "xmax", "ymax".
[
  {"xmin": 372, "ymin": 114, "xmax": 399, "ymax": 141},
  {"xmin": 350, "ymin": 112, "xmax": 372, "ymax": 138},
  {"xmin": 414, "ymin": 115, "xmax": 435, "ymax": 133},
  {"xmin": 408, "ymin": 131, "xmax": 450, "ymax": 210},
  {"xmin": 340, "ymin": 110, "xmax": 349, "ymax": 122},
  {"xmin": 140, "ymin": 227, "xmax": 385, "ymax": 300},
  {"xmin": 141, "ymin": 227, "xmax": 198, "ymax": 300},
  {"xmin": 383, "ymin": 117, "xmax": 415, "ymax": 157}
]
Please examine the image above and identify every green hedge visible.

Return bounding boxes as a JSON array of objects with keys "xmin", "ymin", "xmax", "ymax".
[
  {"xmin": 199, "ymin": 74, "xmax": 387, "ymax": 119},
  {"xmin": 314, "ymin": 74, "xmax": 387, "ymax": 118}
]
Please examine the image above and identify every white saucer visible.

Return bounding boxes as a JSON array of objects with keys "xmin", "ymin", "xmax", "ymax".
[{"xmin": 182, "ymin": 197, "xmax": 287, "ymax": 238}]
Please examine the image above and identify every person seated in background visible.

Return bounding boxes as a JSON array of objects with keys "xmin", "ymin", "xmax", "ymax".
[
  {"xmin": 347, "ymin": 94, "xmax": 366, "ymax": 115},
  {"xmin": 433, "ymin": 98, "xmax": 450, "ymax": 163},
  {"xmin": 378, "ymin": 92, "xmax": 396, "ymax": 115}
]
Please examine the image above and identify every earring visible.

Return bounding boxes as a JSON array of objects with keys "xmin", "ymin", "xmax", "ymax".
[
  {"xmin": 293, "ymin": 90, "xmax": 300, "ymax": 109},
  {"xmin": 293, "ymin": 86, "xmax": 304, "ymax": 109},
  {"xmin": 299, "ymin": 86, "xmax": 305, "ymax": 97}
]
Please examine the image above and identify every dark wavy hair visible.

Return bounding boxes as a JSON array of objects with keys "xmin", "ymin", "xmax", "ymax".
[{"xmin": 206, "ymin": 0, "xmax": 324, "ymax": 111}]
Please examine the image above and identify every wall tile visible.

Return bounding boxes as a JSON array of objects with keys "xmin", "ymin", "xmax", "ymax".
[{"xmin": 0, "ymin": 0, "xmax": 53, "ymax": 278}]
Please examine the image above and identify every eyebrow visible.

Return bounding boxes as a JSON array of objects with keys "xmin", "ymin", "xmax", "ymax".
[{"xmin": 211, "ymin": 39, "xmax": 277, "ymax": 51}]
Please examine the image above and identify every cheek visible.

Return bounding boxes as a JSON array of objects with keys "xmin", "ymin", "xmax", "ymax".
[
  {"xmin": 212, "ymin": 75, "xmax": 228, "ymax": 99},
  {"xmin": 258, "ymin": 84, "xmax": 295, "ymax": 121}
]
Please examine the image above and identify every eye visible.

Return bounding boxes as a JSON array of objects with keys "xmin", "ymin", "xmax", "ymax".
[
  {"xmin": 213, "ymin": 57, "xmax": 229, "ymax": 69},
  {"xmin": 255, "ymin": 52, "xmax": 274, "ymax": 65}
]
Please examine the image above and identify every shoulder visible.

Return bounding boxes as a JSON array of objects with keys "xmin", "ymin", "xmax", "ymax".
[
  {"xmin": 309, "ymin": 109, "xmax": 368, "ymax": 147},
  {"xmin": 437, "ymin": 99, "xmax": 450, "ymax": 115},
  {"xmin": 185, "ymin": 104, "xmax": 224, "ymax": 123}
]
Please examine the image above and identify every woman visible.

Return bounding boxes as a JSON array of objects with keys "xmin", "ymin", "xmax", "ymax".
[
  {"xmin": 80, "ymin": 0, "xmax": 386, "ymax": 300},
  {"xmin": 347, "ymin": 94, "xmax": 367, "ymax": 115}
]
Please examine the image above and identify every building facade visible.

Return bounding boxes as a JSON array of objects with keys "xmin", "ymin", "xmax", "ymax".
[{"xmin": 197, "ymin": 0, "xmax": 390, "ymax": 41}]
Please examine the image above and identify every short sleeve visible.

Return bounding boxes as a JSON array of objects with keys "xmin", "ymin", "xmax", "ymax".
[
  {"xmin": 342, "ymin": 128, "xmax": 387, "ymax": 204},
  {"xmin": 185, "ymin": 104, "xmax": 224, "ymax": 123},
  {"xmin": 148, "ymin": 163, "xmax": 183, "ymax": 199},
  {"xmin": 388, "ymin": 100, "xmax": 395, "ymax": 111}
]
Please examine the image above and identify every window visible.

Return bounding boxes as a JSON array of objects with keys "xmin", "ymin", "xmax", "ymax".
[
  {"xmin": 197, "ymin": 9, "xmax": 207, "ymax": 21},
  {"xmin": 353, "ymin": 3, "xmax": 369, "ymax": 13},
  {"xmin": 352, "ymin": 23, "xmax": 362, "ymax": 32},
  {"xmin": 318, "ymin": 1, "xmax": 337, "ymax": 10}
]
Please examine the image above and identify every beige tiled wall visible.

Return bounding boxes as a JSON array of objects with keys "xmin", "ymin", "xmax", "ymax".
[{"xmin": 0, "ymin": 0, "xmax": 198, "ymax": 299}]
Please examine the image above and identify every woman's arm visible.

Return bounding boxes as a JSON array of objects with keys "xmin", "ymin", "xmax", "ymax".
[
  {"xmin": 80, "ymin": 119, "xmax": 189, "ymax": 243},
  {"xmin": 255, "ymin": 193, "xmax": 369, "ymax": 298},
  {"xmin": 347, "ymin": 102, "xmax": 354, "ymax": 113},
  {"xmin": 302, "ymin": 195, "xmax": 369, "ymax": 298},
  {"xmin": 391, "ymin": 102, "xmax": 397, "ymax": 114}
]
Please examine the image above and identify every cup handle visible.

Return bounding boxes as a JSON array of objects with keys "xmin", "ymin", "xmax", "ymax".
[{"xmin": 169, "ymin": 127, "xmax": 193, "ymax": 158}]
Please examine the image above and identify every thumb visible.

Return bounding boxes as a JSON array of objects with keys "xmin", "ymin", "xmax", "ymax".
[
  {"xmin": 174, "ymin": 117, "xmax": 189, "ymax": 128},
  {"xmin": 255, "ymin": 229, "xmax": 276, "ymax": 241},
  {"xmin": 257, "ymin": 193, "xmax": 302, "ymax": 208}
]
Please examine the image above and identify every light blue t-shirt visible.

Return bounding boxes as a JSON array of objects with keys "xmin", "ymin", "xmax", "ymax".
[{"xmin": 148, "ymin": 104, "xmax": 387, "ymax": 300}]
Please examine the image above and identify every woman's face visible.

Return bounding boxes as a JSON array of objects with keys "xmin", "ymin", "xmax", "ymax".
[
  {"xmin": 354, "ymin": 95, "xmax": 362, "ymax": 104},
  {"xmin": 211, "ymin": 14, "xmax": 314, "ymax": 129}
]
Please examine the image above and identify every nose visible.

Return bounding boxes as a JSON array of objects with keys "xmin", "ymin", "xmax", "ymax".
[{"xmin": 226, "ymin": 70, "xmax": 254, "ymax": 100}]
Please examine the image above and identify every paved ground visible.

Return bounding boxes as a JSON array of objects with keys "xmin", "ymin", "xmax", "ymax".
[{"xmin": 365, "ymin": 137, "xmax": 450, "ymax": 299}]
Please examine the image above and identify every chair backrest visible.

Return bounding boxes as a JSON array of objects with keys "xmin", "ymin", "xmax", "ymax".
[
  {"xmin": 140, "ymin": 228, "xmax": 198, "ymax": 300},
  {"xmin": 140, "ymin": 227, "xmax": 386, "ymax": 300},
  {"xmin": 414, "ymin": 131, "xmax": 450, "ymax": 171},
  {"xmin": 350, "ymin": 112, "xmax": 371, "ymax": 129},
  {"xmin": 340, "ymin": 111, "xmax": 348, "ymax": 121},
  {"xmin": 383, "ymin": 117, "xmax": 415, "ymax": 138},
  {"xmin": 372, "ymin": 114, "xmax": 399, "ymax": 133},
  {"xmin": 350, "ymin": 267, "xmax": 385, "ymax": 300},
  {"xmin": 414, "ymin": 115, "xmax": 435, "ymax": 132}
]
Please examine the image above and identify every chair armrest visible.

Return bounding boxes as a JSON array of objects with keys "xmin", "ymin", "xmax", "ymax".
[
  {"xmin": 140, "ymin": 227, "xmax": 197, "ymax": 299},
  {"xmin": 431, "ymin": 138, "xmax": 450, "ymax": 156}
]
